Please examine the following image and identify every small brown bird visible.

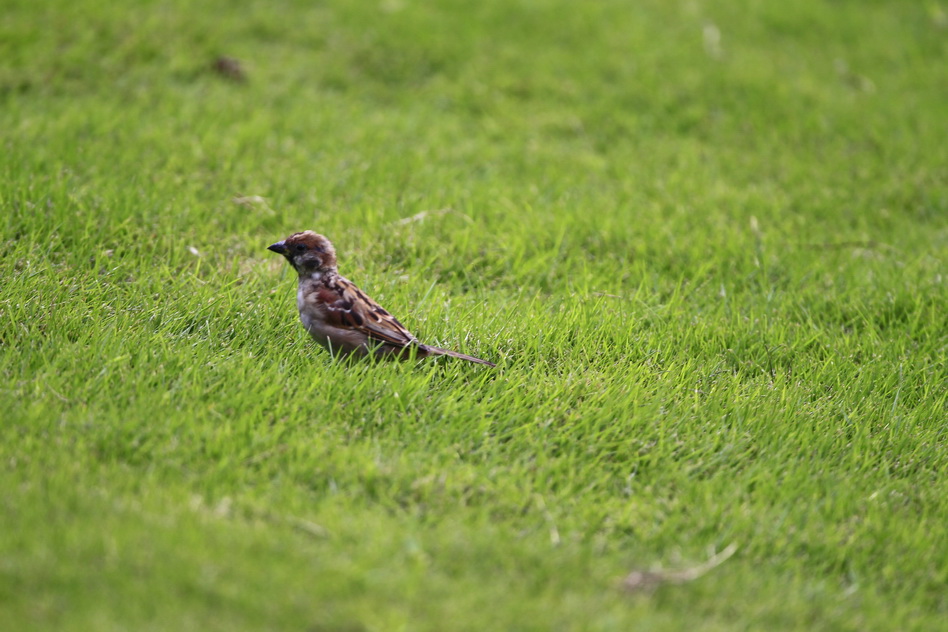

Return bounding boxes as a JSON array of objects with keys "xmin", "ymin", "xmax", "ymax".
[{"xmin": 268, "ymin": 231, "xmax": 495, "ymax": 367}]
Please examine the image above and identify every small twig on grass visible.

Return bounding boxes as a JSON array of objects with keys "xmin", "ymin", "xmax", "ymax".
[
  {"xmin": 46, "ymin": 384, "xmax": 72, "ymax": 404},
  {"xmin": 392, "ymin": 208, "xmax": 473, "ymax": 226},
  {"xmin": 286, "ymin": 516, "xmax": 331, "ymax": 539},
  {"xmin": 242, "ymin": 443, "xmax": 290, "ymax": 466},
  {"xmin": 252, "ymin": 511, "xmax": 331, "ymax": 539},
  {"xmin": 622, "ymin": 543, "xmax": 738, "ymax": 592},
  {"xmin": 232, "ymin": 195, "xmax": 270, "ymax": 208},
  {"xmin": 188, "ymin": 494, "xmax": 330, "ymax": 538}
]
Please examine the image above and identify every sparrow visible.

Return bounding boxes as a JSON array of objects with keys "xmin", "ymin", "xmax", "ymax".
[{"xmin": 268, "ymin": 231, "xmax": 495, "ymax": 367}]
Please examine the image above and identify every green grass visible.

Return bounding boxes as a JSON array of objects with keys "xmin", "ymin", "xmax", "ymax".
[{"xmin": 2, "ymin": 0, "xmax": 946, "ymax": 629}]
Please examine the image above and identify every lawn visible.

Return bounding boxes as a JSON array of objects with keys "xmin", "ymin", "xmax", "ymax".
[{"xmin": 1, "ymin": 0, "xmax": 946, "ymax": 629}]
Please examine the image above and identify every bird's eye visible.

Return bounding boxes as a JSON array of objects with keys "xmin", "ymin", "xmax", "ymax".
[{"xmin": 295, "ymin": 244, "xmax": 307, "ymax": 253}]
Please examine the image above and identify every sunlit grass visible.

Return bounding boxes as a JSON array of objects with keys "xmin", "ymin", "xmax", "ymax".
[{"xmin": 1, "ymin": 0, "xmax": 946, "ymax": 630}]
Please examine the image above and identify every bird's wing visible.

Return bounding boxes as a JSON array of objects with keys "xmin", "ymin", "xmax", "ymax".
[{"xmin": 319, "ymin": 276, "xmax": 417, "ymax": 348}]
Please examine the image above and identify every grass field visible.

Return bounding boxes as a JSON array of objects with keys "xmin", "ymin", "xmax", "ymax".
[{"xmin": 2, "ymin": 0, "xmax": 946, "ymax": 629}]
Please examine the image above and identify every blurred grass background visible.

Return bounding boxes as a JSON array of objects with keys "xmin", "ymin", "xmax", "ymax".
[{"xmin": 1, "ymin": 0, "xmax": 946, "ymax": 630}]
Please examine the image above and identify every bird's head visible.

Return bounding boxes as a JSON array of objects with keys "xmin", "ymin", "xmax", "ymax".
[{"xmin": 268, "ymin": 231, "xmax": 338, "ymax": 276}]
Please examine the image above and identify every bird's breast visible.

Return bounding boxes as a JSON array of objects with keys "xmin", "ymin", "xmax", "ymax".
[{"xmin": 296, "ymin": 278, "xmax": 367, "ymax": 354}]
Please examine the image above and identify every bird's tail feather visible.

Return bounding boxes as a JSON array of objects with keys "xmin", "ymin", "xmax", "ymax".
[{"xmin": 425, "ymin": 346, "xmax": 496, "ymax": 367}]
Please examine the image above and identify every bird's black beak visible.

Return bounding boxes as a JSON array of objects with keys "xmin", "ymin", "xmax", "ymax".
[{"xmin": 267, "ymin": 241, "xmax": 287, "ymax": 255}]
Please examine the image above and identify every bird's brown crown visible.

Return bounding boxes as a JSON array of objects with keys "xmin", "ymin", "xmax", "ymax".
[{"xmin": 270, "ymin": 230, "xmax": 338, "ymax": 274}]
